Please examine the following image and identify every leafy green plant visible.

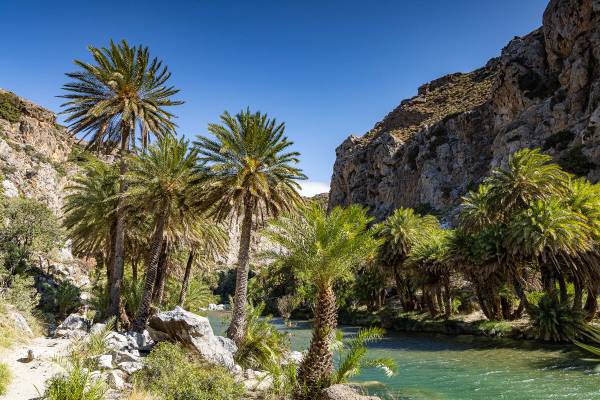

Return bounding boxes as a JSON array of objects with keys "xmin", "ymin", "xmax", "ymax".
[
  {"xmin": 0, "ymin": 362, "xmax": 11, "ymax": 395},
  {"xmin": 529, "ymin": 295, "xmax": 587, "ymax": 342},
  {"xmin": 235, "ymin": 303, "xmax": 289, "ymax": 370},
  {"xmin": 331, "ymin": 327, "xmax": 396, "ymax": 385},
  {"xmin": 0, "ymin": 92, "xmax": 21, "ymax": 123},
  {"xmin": 134, "ymin": 342, "xmax": 244, "ymax": 400},
  {"xmin": 44, "ymin": 359, "xmax": 106, "ymax": 400}
]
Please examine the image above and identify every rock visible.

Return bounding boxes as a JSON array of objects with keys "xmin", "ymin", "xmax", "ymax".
[
  {"xmin": 148, "ymin": 307, "xmax": 236, "ymax": 369},
  {"xmin": 321, "ymin": 384, "xmax": 381, "ymax": 400},
  {"xmin": 113, "ymin": 350, "xmax": 142, "ymax": 363},
  {"xmin": 24, "ymin": 349, "xmax": 35, "ymax": 362},
  {"xmin": 2, "ymin": 179, "xmax": 18, "ymax": 197},
  {"xmin": 89, "ymin": 323, "xmax": 107, "ymax": 335},
  {"xmin": 208, "ymin": 303, "xmax": 229, "ymax": 311},
  {"xmin": 105, "ymin": 370, "xmax": 127, "ymax": 390},
  {"xmin": 328, "ymin": 0, "xmax": 600, "ymax": 220},
  {"xmin": 95, "ymin": 354, "xmax": 113, "ymax": 370},
  {"xmin": 56, "ymin": 313, "xmax": 90, "ymax": 332},
  {"xmin": 125, "ymin": 330, "xmax": 154, "ymax": 351},
  {"xmin": 9, "ymin": 311, "xmax": 33, "ymax": 336},
  {"xmin": 214, "ymin": 335, "xmax": 237, "ymax": 354},
  {"xmin": 117, "ymin": 361, "xmax": 143, "ymax": 375},
  {"xmin": 104, "ymin": 332, "xmax": 129, "ymax": 351},
  {"xmin": 283, "ymin": 350, "xmax": 303, "ymax": 365}
]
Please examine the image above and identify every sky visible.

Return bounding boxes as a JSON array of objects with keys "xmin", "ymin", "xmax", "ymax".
[{"xmin": 0, "ymin": 0, "xmax": 548, "ymax": 196}]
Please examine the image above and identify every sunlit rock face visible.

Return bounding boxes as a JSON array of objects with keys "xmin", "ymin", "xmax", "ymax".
[{"xmin": 329, "ymin": 0, "xmax": 600, "ymax": 221}]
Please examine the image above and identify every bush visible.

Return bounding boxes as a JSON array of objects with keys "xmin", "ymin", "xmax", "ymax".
[
  {"xmin": 529, "ymin": 295, "xmax": 587, "ymax": 342},
  {"xmin": 134, "ymin": 342, "xmax": 244, "ymax": 400},
  {"xmin": 0, "ymin": 362, "xmax": 11, "ymax": 395},
  {"xmin": 45, "ymin": 360, "xmax": 106, "ymax": 400},
  {"xmin": 235, "ymin": 303, "xmax": 289, "ymax": 370},
  {"xmin": 0, "ymin": 92, "xmax": 21, "ymax": 123},
  {"xmin": 163, "ymin": 276, "xmax": 217, "ymax": 313}
]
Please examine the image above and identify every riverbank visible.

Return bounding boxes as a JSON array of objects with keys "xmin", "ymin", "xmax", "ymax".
[{"xmin": 339, "ymin": 309, "xmax": 537, "ymax": 341}]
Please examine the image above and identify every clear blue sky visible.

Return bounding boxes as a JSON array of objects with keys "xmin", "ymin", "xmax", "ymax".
[{"xmin": 0, "ymin": 0, "xmax": 547, "ymax": 195}]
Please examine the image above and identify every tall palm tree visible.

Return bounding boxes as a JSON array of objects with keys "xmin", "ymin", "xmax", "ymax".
[
  {"xmin": 61, "ymin": 39, "xmax": 182, "ymax": 319},
  {"xmin": 264, "ymin": 204, "xmax": 381, "ymax": 396},
  {"xmin": 195, "ymin": 109, "xmax": 305, "ymax": 345},
  {"xmin": 377, "ymin": 207, "xmax": 440, "ymax": 311},
  {"xmin": 125, "ymin": 136, "xmax": 200, "ymax": 332}
]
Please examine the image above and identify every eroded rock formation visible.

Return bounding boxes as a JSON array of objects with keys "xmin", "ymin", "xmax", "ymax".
[{"xmin": 329, "ymin": 0, "xmax": 600, "ymax": 220}]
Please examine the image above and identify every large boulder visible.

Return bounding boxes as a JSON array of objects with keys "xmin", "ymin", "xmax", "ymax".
[
  {"xmin": 148, "ymin": 307, "xmax": 237, "ymax": 370},
  {"xmin": 321, "ymin": 384, "xmax": 381, "ymax": 400}
]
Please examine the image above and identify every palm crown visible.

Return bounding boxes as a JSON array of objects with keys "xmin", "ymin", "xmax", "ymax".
[
  {"xmin": 195, "ymin": 109, "xmax": 306, "ymax": 221},
  {"xmin": 61, "ymin": 40, "xmax": 182, "ymax": 150}
]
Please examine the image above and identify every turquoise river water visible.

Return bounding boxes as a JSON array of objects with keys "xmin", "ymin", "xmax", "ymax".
[{"xmin": 206, "ymin": 312, "xmax": 600, "ymax": 399}]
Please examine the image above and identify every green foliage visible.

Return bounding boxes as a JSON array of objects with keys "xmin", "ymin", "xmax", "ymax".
[
  {"xmin": 134, "ymin": 342, "xmax": 244, "ymax": 400},
  {"xmin": 163, "ymin": 275, "xmax": 216, "ymax": 313},
  {"xmin": 529, "ymin": 295, "xmax": 587, "ymax": 342},
  {"xmin": 332, "ymin": 327, "xmax": 396, "ymax": 384},
  {"xmin": 45, "ymin": 360, "xmax": 106, "ymax": 400},
  {"xmin": 44, "ymin": 281, "xmax": 82, "ymax": 318},
  {"xmin": 235, "ymin": 303, "xmax": 289, "ymax": 370},
  {"xmin": 195, "ymin": 108, "xmax": 306, "ymax": 222},
  {"xmin": 264, "ymin": 204, "xmax": 381, "ymax": 291},
  {"xmin": 0, "ymin": 197, "xmax": 63, "ymax": 274},
  {"xmin": 0, "ymin": 92, "xmax": 21, "ymax": 123},
  {"xmin": 1, "ymin": 274, "xmax": 40, "ymax": 313},
  {"xmin": 61, "ymin": 39, "xmax": 182, "ymax": 150},
  {"xmin": 0, "ymin": 362, "xmax": 10, "ymax": 395}
]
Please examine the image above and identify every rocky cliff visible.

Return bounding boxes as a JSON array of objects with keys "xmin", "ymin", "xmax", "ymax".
[{"xmin": 329, "ymin": 0, "xmax": 600, "ymax": 220}]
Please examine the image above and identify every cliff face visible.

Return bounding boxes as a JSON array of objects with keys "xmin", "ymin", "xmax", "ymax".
[
  {"xmin": 329, "ymin": 0, "xmax": 600, "ymax": 219},
  {"xmin": 0, "ymin": 89, "xmax": 76, "ymax": 214}
]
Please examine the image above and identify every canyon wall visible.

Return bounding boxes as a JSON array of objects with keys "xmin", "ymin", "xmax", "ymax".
[{"xmin": 329, "ymin": 0, "xmax": 600, "ymax": 220}]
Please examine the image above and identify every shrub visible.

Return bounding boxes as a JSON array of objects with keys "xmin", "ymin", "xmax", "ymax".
[
  {"xmin": 0, "ymin": 92, "xmax": 21, "ymax": 123},
  {"xmin": 134, "ymin": 342, "xmax": 244, "ymax": 400},
  {"xmin": 0, "ymin": 362, "xmax": 11, "ymax": 395},
  {"xmin": 529, "ymin": 295, "xmax": 587, "ymax": 342},
  {"xmin": 44, "ymin": 360, "xmax": 106, "ymax": 400},
  {"xmin": 234, "ymin": 303, "xmax": 289, "ymax": 370},
  {"xmin": 163, "ymin": 276, "xmax": 217, "ymax": 313}
]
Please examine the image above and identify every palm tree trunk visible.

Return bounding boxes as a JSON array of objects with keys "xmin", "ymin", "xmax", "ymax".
[
  {"xmin": 444, "ymin": 279, "xmax": 451, "ymax": 318},
  {"xmin": 557, "ymin": 275, "xmax": 568, "ymax": 304},
  {"xmin": 584, "ymin": 287, "xmax": 598, "ymax": 321},
  {"xmin": 296, "ymin": 285, "xmax": 337, "ymax": 397},
  {"xmin": 227, "ymin": 197, "xmax": 255, "ymax": 345},
  {"xmin": 107, "ymin": 136, "xmax": 129, "ymax": 320},
  {"xmin": 178, "ymin": 250, "xmax": 195, "ymax": 307},
  {"xmin": 152, "ymin": 243, "xmax": 168, "ymax": 305},
  {"xmin": 573, "ymin": 280, "xmax": 583, "ymax": 311},
  {"xmin": 132, "ymin": 257, "xmax": 138, "ymax": 283},
  {"xmin": 132, "ymin": 209, "xmax": 168, "ymax": 333}
]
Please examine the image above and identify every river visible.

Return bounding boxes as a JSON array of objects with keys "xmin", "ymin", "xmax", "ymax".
[{"xmin": 206, "ymin": 312, "xmax": 600, "ymax": 399}]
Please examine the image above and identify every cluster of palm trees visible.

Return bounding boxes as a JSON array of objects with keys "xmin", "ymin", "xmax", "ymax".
[
  {"xmin": 376, "ymin": 148, "xmax": 600, "ymax": 335},
  {"xmin": 60, "ymin": 40, "xmax": 305, "ymax": 340}
]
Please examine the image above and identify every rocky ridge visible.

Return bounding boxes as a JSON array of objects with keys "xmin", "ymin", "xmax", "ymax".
[{"xmin": 329, "ymin": 0, "xmax": 600, "ymax": 220}]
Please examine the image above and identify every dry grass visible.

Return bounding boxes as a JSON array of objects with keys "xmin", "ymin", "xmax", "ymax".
[{"xmin": 125, "ymin": 387, "xmax": 161, "ymax": 400}]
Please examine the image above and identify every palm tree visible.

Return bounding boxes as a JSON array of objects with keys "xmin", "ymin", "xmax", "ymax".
[
  {"xmin": 61, "ymin": 39, "xmax": 182, "ymax": 319},
  {"xmin": 264, "ymin": 204, "xmax": 381, "ymax": 396},
  {"xmin": 377, "ymin": 207, "xmax": 440, "ymax": 311},
  {"xmin": 63, "ymin": 155, "xmax": 119, "ymax": 280},
  {"xmin": 485, "ymin": 148, "xmax": 570, "ymax": 219},
  {"xmin": 195, "ymin": 109, "xmax": 305, "ymax": 345},
  {"xmin": 125, "ymin": 136, "xmax": 200, "ymax": 332},
  {"xmin": 506, "ymin": 199, "xmax": 593, "ymax": 301},
  {"xmin": 407, "ymin": 229, "xmax": 453, "ymax": 317},
  {"xmin": 178, "ymin": 222, "xmax": 228, "ymax": 307}
]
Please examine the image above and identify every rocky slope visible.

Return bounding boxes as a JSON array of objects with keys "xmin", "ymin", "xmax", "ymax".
[{"xmin": 329, "ymin": 0, "xmax": 600, "ymax": 220}]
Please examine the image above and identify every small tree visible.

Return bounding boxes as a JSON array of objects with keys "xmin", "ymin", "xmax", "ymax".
[{"xmin": 264, "ymin": 204, "xmax": 381, "ymax": 396}]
